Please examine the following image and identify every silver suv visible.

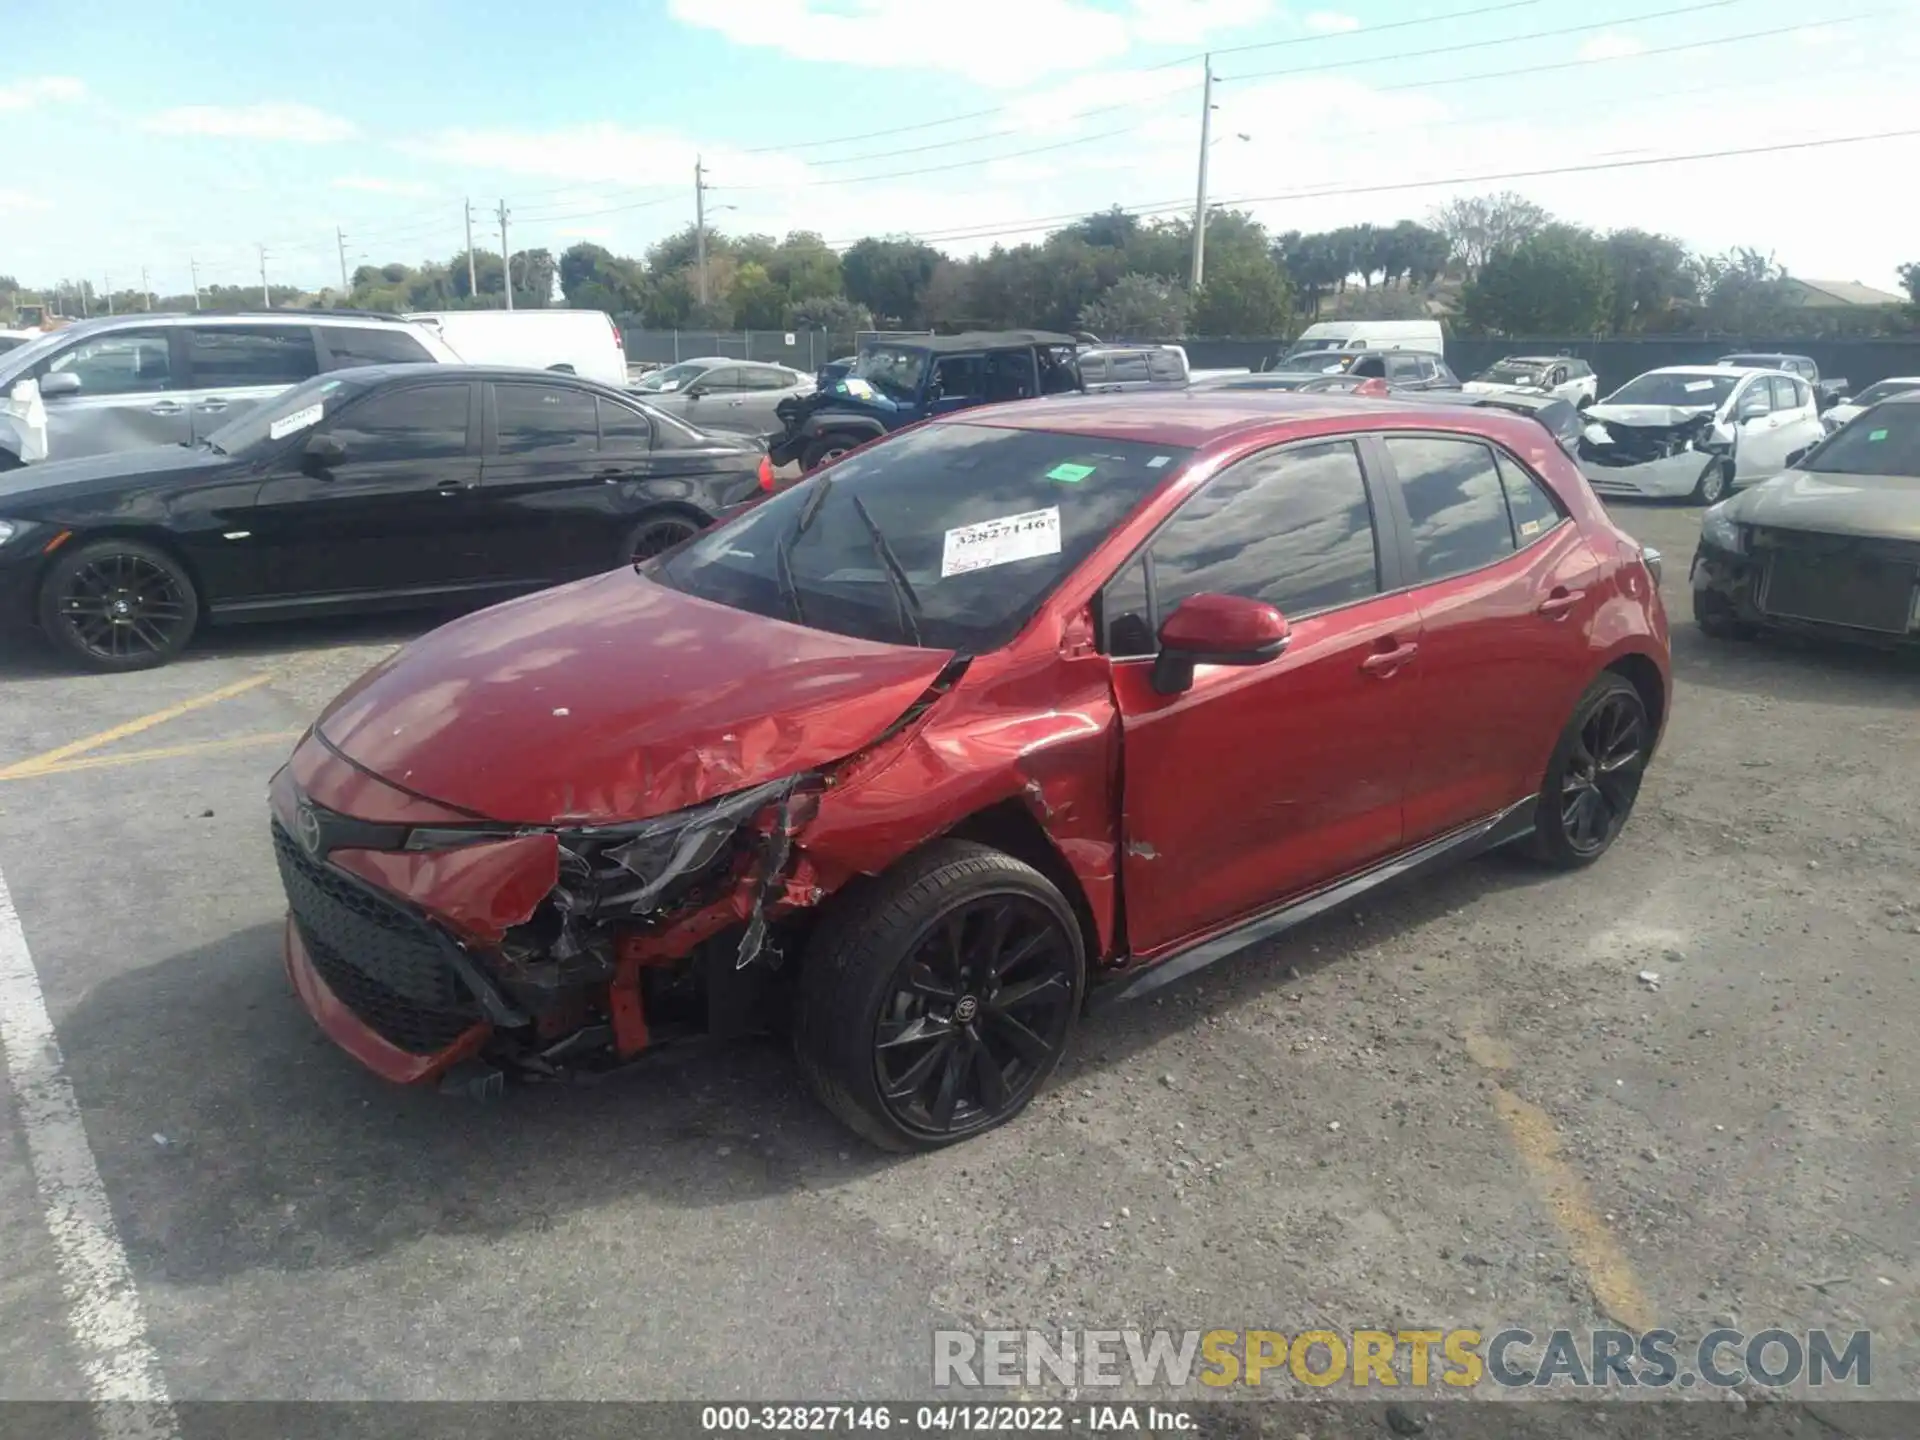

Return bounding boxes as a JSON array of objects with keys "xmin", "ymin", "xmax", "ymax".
[{"xmin": 0, "ymin": 311, "xmax": 458, "ymax": 469}]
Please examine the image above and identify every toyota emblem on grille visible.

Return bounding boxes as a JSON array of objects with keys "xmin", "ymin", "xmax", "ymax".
[{"xmin": 294, "ymin": 803, "xmax": 323, "ymax": 858}]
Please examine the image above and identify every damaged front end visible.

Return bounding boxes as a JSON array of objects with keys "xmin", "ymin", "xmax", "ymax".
[{"xmin": 1579, "ymin": 410, "xmax": 1730, "ymax": 499}]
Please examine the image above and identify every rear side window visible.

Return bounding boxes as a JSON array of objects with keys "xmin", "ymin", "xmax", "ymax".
[
  {"xmin": 1148, "ymin": 351, "xmax": 1185, "ymax": 382},
  {"xmin": 1494, "ymin": 451, "xmax": 1566, "ymax": 543},
  {"xmin": 700, "ymin": 367, "xmax": 745, "ymax": 392},
  {"xmin": 495, "ymin": 383, "xmax": 597, "ymax": 455},
  {"xmin": 1107, "ymin": 440, "xmax": 1380, "ymax": 651},
  {"xmin": 739, "ymin": 366, "xmax": 790, "ymax": 391},
  {"xmin": 598, "ymin": 397, "xmax": 652, "ymax": 451},
  {"xmin": 318, "ymin": 325, "xmax": 434, "ymax": 369},
  {"xmin": 188, "ymin": 326, "xmax": 318, "ymax": 388},
  {"xmin": 1109, "ymin": 353, "xmax": 1150, "ymax": 382},
  {"xmin": 1385, "ymin": 435, "xmax": 1517, "ymax": 581},
  {"xmin": 1739, "ymin": 380, "xmax": 1773, "ymax": 415}
]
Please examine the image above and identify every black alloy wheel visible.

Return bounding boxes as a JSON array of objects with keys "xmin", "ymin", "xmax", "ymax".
[
  {"xmin": 38, "ymin": 539, "xmax": 200, "ymax": 671},
  {"xmin": 625, "ymin": 514, "xmax": 701, "ymax": 565},
  {"xmin": 795, "ymin": 841, "xmax": 1085, "ymax": 1151},
  {"xmin": 1525, "ymin": 673, "xmax": 1650, "ymax": 867},
  {"xmin": 873, "ymin": 895, "xmax": 1078, "ymax": 1139}
]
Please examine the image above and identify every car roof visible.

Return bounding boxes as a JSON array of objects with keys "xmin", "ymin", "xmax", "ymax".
[
  {"xmin": 1718, "ymin": 351, "xmax": 1809, "ymax": 361},
  {"xmin": 1502, "ymin": 355, "xmax": 1575, "ymax": 364},
  {"xmin": 321, "ymin": 363, "xmax": 643, "ymax": 395},
  {"xmin": 880, "ymin": 329, "xmax": 1079, "ymax": 354},
  {"xmin": 935, "ymin": 388, "xmax": 1543, "ymax": 450},
  {"xmin": 1640, "ymin": 365, "xmax": 1762, "ymax": 377}
]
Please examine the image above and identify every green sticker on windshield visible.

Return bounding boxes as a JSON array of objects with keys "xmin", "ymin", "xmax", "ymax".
[
  {"xmin": 1047, "ymin": 462, "xmax": 1096, "ymax": 483},
  {"xmin": 1869, "ymin": 428, "xmax": 1888, "ymax": 441}
]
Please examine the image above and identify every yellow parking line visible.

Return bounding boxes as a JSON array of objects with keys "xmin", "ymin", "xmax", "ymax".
[
  {"xmin": 0, "ymin": 732, "xmax": 302, "ymax": 782},
  {"xmin": 1492, "ymin": 1087, "xmax": 1657, "ymax": 1331},
  {"xmin": 0, "ymin": 673, "xmax": 273, "ymax": 781}
]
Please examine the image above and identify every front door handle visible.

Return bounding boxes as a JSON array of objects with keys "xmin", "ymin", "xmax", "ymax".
[
  {"xmin": 1538, "ymin": 586, "xmax": 1587, "ymax": 617},
  {"xmin": 1361, "ymin": 641, "xmax": 1418, "ymax": 676},
  {"xmin": 148, "ymin": 400, "xmax": 185, "ymax": 416}
]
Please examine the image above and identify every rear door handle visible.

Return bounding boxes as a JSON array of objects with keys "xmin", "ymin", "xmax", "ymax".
[
  {"xmin": 148, "ymin": 400, "xmax": 185, "ymax": 416},
  {"xmin": 1538, "ymin": 587, "xmax": 1587, "ymax": 617},
  {"xmin": 196, "ymin": 398, "xmax": 229, "ymax": 414},
  {"xmin": 1361, "ymin": 641, "xmax": 1418, "ymax": 676}
]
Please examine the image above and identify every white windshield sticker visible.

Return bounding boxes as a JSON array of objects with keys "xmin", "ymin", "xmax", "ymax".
[
  {"xmin": 1147, "ymin": 455, "xmax": 1172, "ymax": 468},
  {"xmin": 1683, "ymin": 380, "xmax": 1717, "ymax": 393},
  {"xmin": 268, "ymin": 402, "xmax": 324, "ymax": 440},
  {"xmin": 941, "ymin": 506, "xmax": 1062, "ymax": 579},
  {"xmin": 840, "ymin": 377, "xmax": 875, "ymax": 399}
]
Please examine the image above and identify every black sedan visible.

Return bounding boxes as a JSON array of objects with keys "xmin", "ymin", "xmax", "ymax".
[{"xmin": 0, "ymin": 364, "xmax": 772, "ymax": 670}]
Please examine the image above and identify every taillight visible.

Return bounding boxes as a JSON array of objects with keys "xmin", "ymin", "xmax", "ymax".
[
  {"xmin": 609, "ymin": 316, "xmax": 625, "ymax": 352},
  {"xmin": 757, "ymin": 455, "xmax": 775, "ymax": 493}
]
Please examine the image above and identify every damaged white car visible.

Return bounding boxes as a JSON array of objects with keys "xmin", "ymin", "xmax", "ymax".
[{"xmin": 1579, "ymin": 366, "xmax": 1826, "ymax": 505}]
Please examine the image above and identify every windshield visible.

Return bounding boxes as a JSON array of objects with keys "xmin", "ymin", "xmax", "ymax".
[
  {"xmin": 1479, "ymin": 362, "xmax": 1547, "ymax": 385},
  {"xmin": 1284, "ymin": 338, "xmax": 1352, "ymax": 355},
  {"xmin": 204, "ymin": 374, "xmax": 375, "ymax": 454},
  {"xmin": 1850, "ymin": 379, "xmax": 1920, "ymax": 407},
  {"xmin": 1603, "ymin": 372, "xmax": 1738, "ymax": 408},
  {"xmin": 1275, "ymin": 353, "xmax": 1354, "ymax": 374},
  {"xmin": 633, "ymin": 361, "xmax": 712, "ymax": 393},
  {"xmin": 849, "ymin": 344, "xmax": 929, "ymax": 400},
  {"xmin": 1803, "ymin": 404, "xmax": 1920, "ymax": 477},
  {"xmin": 656, "ymin": 423, "xmax": 1188, "ymax": 651}
]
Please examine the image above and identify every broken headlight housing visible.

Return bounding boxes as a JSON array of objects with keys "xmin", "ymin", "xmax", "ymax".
[{"xmin": 1699, "ymin": 503, "xmax": 1744, "ymax": 555}]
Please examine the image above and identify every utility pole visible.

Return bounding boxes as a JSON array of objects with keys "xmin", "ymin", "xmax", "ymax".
[
  {"xmin": 497, "ymin": 199, "xmax": 514, "ymax": 310},
  {"xmin": 1190, "ymin": 54, "xmax": 1215, "ymax": 291},
  {"xmin": 694, "ymin": 156, "xmax": 709, "ymax": 308},
  {"xmin": 258, "ymin": 245, "xmax": 271, "ymax": 307},
  {"xmin": 464, "ymin": 199, "xmax": 478, "ymax": 301},
  {"xmin": 336, "ymin": 228, "xmax": 350, "ymax": 295},
  {"xmin": 189, "ymin": 257, "xmax": 201, "ymax": 310},
  {"xmin": 140, "ymin": 266, "xmax": 150, "ymax": 310},
  {"xmin": 104, "ymin": 276, "xmax": 113, "ymax": 315}
]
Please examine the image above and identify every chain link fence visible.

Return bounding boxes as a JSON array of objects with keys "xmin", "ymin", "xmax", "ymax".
[{"xmin": 617, "ymin": 327, "xmax": 851, "ymax": 370}]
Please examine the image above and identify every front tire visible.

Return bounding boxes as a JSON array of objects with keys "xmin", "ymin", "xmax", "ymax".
[
  {"xmin": 1692, "ymin": 459, "xmax": 1733, "ymax": 505},
  {"xmin": 795, "ymin": 841, "xmax": 1085, "ymax": 1152},
  {"xmin": 37, "ymin": 538, "xmax": 200, "ymax": 671},
  {"xmin": 622, "ymin": 512, "xmax": 702, "ymax": 565},
  {"xmin": 801, "ymin": 433, "xmax": 862, "ymax": 472},
  {"xmin": 1521, "ymin": 673, "xmax": 1651, "ymax": 869}
]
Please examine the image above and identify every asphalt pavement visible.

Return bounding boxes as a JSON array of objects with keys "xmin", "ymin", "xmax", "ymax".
[{"xmin": 0, "ymin": 501, "xmax": 1913, "ymax": 1426}]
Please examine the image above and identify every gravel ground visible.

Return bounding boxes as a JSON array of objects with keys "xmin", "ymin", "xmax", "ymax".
[{"xmin": 0, "ymin": 499, "xmax": 1912, "ymax": 1430}]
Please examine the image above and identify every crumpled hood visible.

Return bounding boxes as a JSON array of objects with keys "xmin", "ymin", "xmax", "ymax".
[
  {"xmin": 1464, "ymin": 380, "xmax": 1541, "ymax": 396},
  {"xmin": 1727, "ymin": 468, "xmax": 1920, "ymax": 541},
  {"xmin": 317, "ymin": 571, "xmax": 957, "ymax": 825},
  {"xmin": 1585, "ymin": 402, "xmax": 1719, "ymax": 429}
]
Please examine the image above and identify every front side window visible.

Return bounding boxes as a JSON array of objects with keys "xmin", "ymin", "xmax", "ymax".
[
  {"xmin": 1350, "ymin": 356, "xmax": 1387, "ymax": 378},
  {"xmin": 1481, "ymin": 361, "xmax": 1546, "ymax": 386},
  {"xmin": 1079, "ymin": 356, "xmax": 1109, "ymax": 384},
  {"xmin": 495, "ymin": 383, "xmax": 596, "ymax": 455},
  {"xmin": 1769, "ymin": 376, "xmax": 1798, "ymax": 411},
  {"xmin": 328, "ymin": 383, "xmax": 470, "ymax": 462},
  {"xmin": 933, "ymin": 355, "xmax": 986, "ymax": 400},
  {"xmin": 43, "ymin": 329, "xmax": 174, "ymax": 395},
  {"xmin": 1104, "ymin": 440, "xmax": 1380, "ymax": 655},
  {"xmin": 850, "ymin": 345, "xmax": 929, "ymax": 400},
  {"xmin": 188, "ymin": 326, "xmax": 318, "ymax": 388},
  {"xmin": 1385, "ymin": 435, "xmax": 1516, "ymax": 582},
  {"xmin": 658, "ymin": 423, "xmax": 1185, "ymax": 652},
  {"xmin": 1737, "ymin": 379, "xmax": 1773, "ymax": 417}
]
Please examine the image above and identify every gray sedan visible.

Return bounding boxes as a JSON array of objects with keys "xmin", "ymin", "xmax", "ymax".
[{"xmin": 630, "ymin": 358, "xmax": 814, "ymax": 436}]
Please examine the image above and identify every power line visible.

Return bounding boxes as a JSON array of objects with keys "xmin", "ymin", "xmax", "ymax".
[
  {"xmin": 827, "ymin": 124, "xmax": 1919, "ymax": 248},
  {"xmin": 1197, "ymin": 0, "xmax": 1547, "ymax": 60}
]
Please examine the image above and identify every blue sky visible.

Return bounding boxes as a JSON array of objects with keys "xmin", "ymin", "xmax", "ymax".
[{"xmin": 5, "ymin": 0, "xmax": 1916, "ymax": 300}]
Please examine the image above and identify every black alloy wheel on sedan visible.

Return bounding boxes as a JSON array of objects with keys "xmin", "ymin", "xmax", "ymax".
[{"xmin": 38, "ymin": 539, "xmax": 200, "ymax": 670}]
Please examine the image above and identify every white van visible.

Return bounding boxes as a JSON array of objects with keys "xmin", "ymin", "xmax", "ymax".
[
  {"xmin": 1284, "ymin": 320, "xmax": 1444, "ymax": 357},
  {"xmin": 404, "ymin": 309, "xmax": 627, "ymax": 387}
]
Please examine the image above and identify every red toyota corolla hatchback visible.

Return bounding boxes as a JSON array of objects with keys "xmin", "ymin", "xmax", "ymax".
[{"xmin": 270, "ymin": 391, "xmax": 1670, "ymax": 1149}]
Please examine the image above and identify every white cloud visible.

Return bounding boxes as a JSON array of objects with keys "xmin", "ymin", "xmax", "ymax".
[
  {"xmin": 1304, "ymin": 11, "xmax": 1361, "ymax": 34},
  {"xmin": 0, "ymin": 190, "xmax": 51, "ymax": 213},
  {"xmin": 404, "ymin": 122, "xmax": 803, "ymax": 190},
  {"xmin": 143, "ymin": 103, "xmax": 359, "ymax": 143},
  {"xmin": 1577, "ymin": 33, "xmax": 1645, "ymax": 61},
  {"xmin": 332, "ymin": 175, "xmax": 436, "ymax": 197},
  {"xmin": 666, "ymin": 0, "xmax": 1263, "ymax": 85},
  {"xmin": 0, "ymin": 76, "xmax": 84, "ymax": 111}
]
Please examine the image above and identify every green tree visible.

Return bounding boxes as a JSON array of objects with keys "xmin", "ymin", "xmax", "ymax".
[
  {"xmin": 1192, "ymin": 254, "xmax": 1293, "ymax": 336},
  {"xmin": 1695, "ymin": 247, "xmax": 1791, "ymax": 334},
  {"xmin": 1430, "ymin": 191, "xmax": 1551, "ymax": 274},
  {"xmin": 1460, "ymin": 224, "xmax": 1612, "ymax": 335},
  {"xmin": 1897, "ymin": 260, "xmax": 1919, "ymax": 305},
  {"xmin": 1602, "ymin": 229, "xmax": 1698, "ymax": 334},
  {"xmin": 789, "ymin": 294, "xmax": 872, "ymax": 335},
  {"xmin": 841, "ymin": 237, "xmax": 943, "ymax": 326},
  {"xmin": 559, "ymin": 242, "xmax": 648, "ymax": 314},
  {"xmin": 1080, "ymin": 273, "xmax": 1191, "ymax": 338},
  {"xmin": 768, "ymin": 231, "xmax": 843, "ymax": 306}
]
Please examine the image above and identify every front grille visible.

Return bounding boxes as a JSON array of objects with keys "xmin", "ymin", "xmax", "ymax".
[
  {"xmin": 273, "ymin": 822, "xmax": 481, "ymax": 1054},
  {"xmin": 1756, "ymin": 533, "xmax": 1920, "ymax": 635}
]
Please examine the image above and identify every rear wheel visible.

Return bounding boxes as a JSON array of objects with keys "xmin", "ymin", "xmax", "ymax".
[
  {"xmin": 37, "ymin": 538, "xmax": 200, "ymax": 671},
  {"xmin": 1522, "ymin": 673, "xmax": 1651, "ymax": 869},
  {"xmin": 801, "ymin": 433, "xmax": 863, "ymax": 472},
  {"xmin": 622, "ymin": 512, "xmax": 702, "ymax": 565},
  {"xmin": 795, "ymin": 841, "xmax": 1084, "ymax": 1152}
]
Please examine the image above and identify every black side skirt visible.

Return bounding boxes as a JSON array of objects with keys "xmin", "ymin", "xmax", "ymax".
[{"xmin": 1088, "ymin": 796, "xmax": 1538, "ymax": 1009}]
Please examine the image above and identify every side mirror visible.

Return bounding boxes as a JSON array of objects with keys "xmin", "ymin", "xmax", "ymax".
[
  {"xmin": 1149, "ymin": 592, "xmax": 1291, "ymax": 696},
  {"xmin": 1736, "ymin": 397, "xmax": 1768, "ymax": 423},
  {"xmin": 38, "ymin": 371, "xmax": 81, "ymax": 398},
  {"xmin": 302, "ymin": 433, "xmax": 346, "ymax": 471}
]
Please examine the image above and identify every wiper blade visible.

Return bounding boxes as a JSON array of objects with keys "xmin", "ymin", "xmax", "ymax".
[
  {"xmin": 772, "ymin": 480, "xmax": 827, "ymax": 628},
  {"xmin": 849, "ymin": 493, "xmax": 922, "ymax": 647}
]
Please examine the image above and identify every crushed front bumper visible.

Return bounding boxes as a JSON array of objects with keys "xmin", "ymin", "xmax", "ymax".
[
  {"xmin": 1581, "ymin": 450, "xmax": 1718, "ymax": 499},
  {"xmin": 1692, "ymin": 531, "xmax": 1920, "ymax": 646}
]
